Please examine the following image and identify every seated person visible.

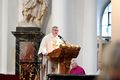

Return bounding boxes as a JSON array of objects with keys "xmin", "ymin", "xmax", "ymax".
[
  {"xmin": 96, "ymin": 42, "xmax": 120, "ymax": 80},
  {"xmin": 69, "ymin": 59, "xmax": 85, "ymax": 75}
]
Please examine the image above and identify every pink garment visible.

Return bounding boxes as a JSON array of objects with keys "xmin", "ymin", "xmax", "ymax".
[{"xmin": 70, "ymin": 66, "xmax": 85, "ymax": 75}]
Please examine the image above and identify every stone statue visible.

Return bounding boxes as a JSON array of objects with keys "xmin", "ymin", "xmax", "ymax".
[{"xmin": 18, "ymin": 0, "xmax": 48, "ymax": 27}]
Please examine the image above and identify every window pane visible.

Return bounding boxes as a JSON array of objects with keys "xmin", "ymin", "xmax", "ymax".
[
  {"xmin": 108, "ymin": 25, "xmax": 111, "ymax": 36},
  {"xmin": 102, "ymin": 3, "xmax": 111, "ymax": 37},
  {"xmin": 102, "ymin": 13, "xmax": 108, "ymax": 26},
  {"xmin": 108, "ymin": 3, "xmax": 111, "ymax": 12},
  {"xmin": 104, "ymin": 6, "xmax": 108, "ymax": 12},
  {"xmin": 102, "ymin": 26, "xmax": 109, "ymax": 36}
]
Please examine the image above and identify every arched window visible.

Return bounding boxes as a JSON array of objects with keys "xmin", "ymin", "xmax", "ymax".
[{"xmin": 102, "ymin": 3, "xmax": 111, "ymax": 41}]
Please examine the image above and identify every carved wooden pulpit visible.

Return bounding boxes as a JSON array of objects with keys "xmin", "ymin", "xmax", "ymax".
[{"xmin": 47, "ymin": 43, "xmax": 81, "ymax": 74}]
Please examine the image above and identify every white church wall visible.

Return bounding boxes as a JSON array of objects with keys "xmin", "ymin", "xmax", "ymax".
[
  {"xmin": 0, "ymin": 0, "xmax": 2, "ymax": 73},
  {"xmin": 65, "ymin": 0, "xmax": 84, "ymax": 67},
  {"xmin": 68, "ymin": 0, "xmax": 85, "ymax": 52},
  {"xmin": 7, "ymin": 0, "xmax": 18, "ymax": 74},
  {"xmin": 0, "ymin": 0, "xmax": 18, "ymax": 74},
  {"xmin": 52, "ymin": 0, "xmax": 67, "ymax": 38},
  {"xmin": 82, "ymin": 0, "xmax": 97, "ymax": 74},
  {"xmin": 52, "ymin": 0, "xmax": 97, "ymax": 74},
  {"xmin": 0, "ymin": 0, "xmax": 8, "ymax": 74},
  {"xmin": 75, "ymin": 0, "xmax": 97, "ymax": 74}
]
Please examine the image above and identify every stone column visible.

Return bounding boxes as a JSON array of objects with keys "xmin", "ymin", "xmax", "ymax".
[
  {"xmin": 0, "ymin": 0, "xmax": 8, "ymax": 74},
  {"xmin": 82, "ymin": 0, "xmax": 97, "ymax": 74},
  {"xmin": 52, "ymin": 0, "xmax": 67, "ymax": 38}
]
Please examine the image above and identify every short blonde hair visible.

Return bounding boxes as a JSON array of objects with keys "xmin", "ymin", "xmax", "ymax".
[
  {"xmin": 102, "ymin": 41, "xmax": 120, "ymax": 70},
  {"xmin": 97, "ymin": 41, "xmax": 120, "ymax": 80}
]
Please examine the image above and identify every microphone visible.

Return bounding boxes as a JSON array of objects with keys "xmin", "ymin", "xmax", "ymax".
[
  {"xmin": 58, "ymin": 35, "xmax": 62, "ymax": 39},
  {"xmin": 58, "ymin": 35, "xmax": 66, "ymax": 44}
]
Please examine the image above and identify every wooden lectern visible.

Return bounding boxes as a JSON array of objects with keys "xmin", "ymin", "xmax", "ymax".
[{"xmin": 47, "ymin": 43, "xmax": 81, "ymax": 74}]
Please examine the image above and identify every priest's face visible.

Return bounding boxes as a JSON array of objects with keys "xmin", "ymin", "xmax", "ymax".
[{"xmin": 52, "ymin": 26, "xmax": 59, "ymax": 37}]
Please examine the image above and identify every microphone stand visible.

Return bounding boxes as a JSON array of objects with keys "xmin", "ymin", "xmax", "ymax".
[{"xmin": 58, "ymin": 35, "xmax": 66, "ymax": 44}]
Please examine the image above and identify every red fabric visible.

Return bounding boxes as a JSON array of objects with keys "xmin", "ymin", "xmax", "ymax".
[
  {"xmin": 70, "ymin": 66, "xmax": 85, "ymax": 75},
  {"xmin": 0, "ymin": 74, "xmax": 19, "ymax": 80}
]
